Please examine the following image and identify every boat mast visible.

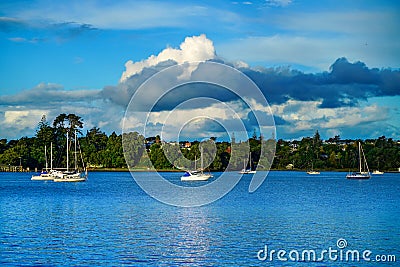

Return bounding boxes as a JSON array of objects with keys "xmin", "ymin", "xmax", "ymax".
[
  {"xmin": 358, "ymin": 142, "xmax": 362, "ymax": 173},
  {"xmin": 200, "ymin": 146, "xmax": 204, "ymax": 173},
  {"xmin": 361, "ymin": 143, "xmax": 369, "ymax": 173},
  {"xmin": 50, "ymin": 142, "xmax": 53, "ymax": 170},
  {"xmin": 74, "ymin": 131, "xmax": 77, "ymax": 171},
  {"xmin": 45, "ymin": 145, "xmax": 48, "ymax": 171},
  {"xmin": 249, "ymin": 152, "xmax": 252, "ymax": 171},
  {"xmin": 66, "ymin": 131, "xmax": 69, "ymax": 172}
]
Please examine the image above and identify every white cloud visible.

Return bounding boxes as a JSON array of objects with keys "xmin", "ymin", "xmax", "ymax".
[
  {"xmin": 271, "ymin": 99, "xmax": 392, "ymax": 138},
  {"xmin": 10, "ymin": 1, "xmax": 240, "ymax": 31},
  {"xmin": 0, "ymin": 109, "xmax": 49, "ymax": 138},
  {"xmin": 4, "ymin": 110, "xmax": 48, "ymax": 127},
  {"xmin": 0, "ymin": 83, "xmax": 106, "ymax": 139},
  {"xmin": 266, "ymin": 0, "xmax": 292, "ymax": 7},
  {"xmin": 143, "ymin": 99, "xmax": 245, "ymax": 140},
  {"xmin": 120, "ymin": 34, "xmax": 215, "ymax": 82},
  {"xmin": 0, "ymin": 83, "xmax": 101, "ymax": 105}
]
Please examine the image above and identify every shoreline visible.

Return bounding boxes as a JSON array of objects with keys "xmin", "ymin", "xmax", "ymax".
[{"xmin": 3, "ymin": 168, "xmax": 399, "ymax": 173}]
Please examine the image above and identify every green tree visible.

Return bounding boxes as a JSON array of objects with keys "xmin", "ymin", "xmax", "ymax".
[
  {"xmin": 53, "ymin": 113, "xmax": 83, "ymax": 134},
  {"xmin": 52, "ymin": 113, "xmax": 84, "ymax": 168},
  {"xmin": 122, "ymin": 131, "xmax": 146, "ymax": 168},
  {"xmin": 36, "ymin": 115, "xmax": 54, "ymax": 145}
]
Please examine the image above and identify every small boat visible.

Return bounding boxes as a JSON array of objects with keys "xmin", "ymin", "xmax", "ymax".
[
  {"xmin": 53, "ymin": 131, "xmax": 87, "ymax": 182},
  {"xmin": 240, "ymin": 169, "xmax": 256, "ymax": 174},
  {"xmin": 372, "ymin": 170, "xmax": 384, "ymax": 175},
  {"xmin": 31, "ymin": 144, "xmax": 56, "ymax": 181},
  {"xmin": 181, "ymin": 170, "xmax": 213, "ymax": 181},
  {"xmin": 181, "ymin": 147, "xmax": 212, "ymax": 181},
  {"xmin": 346, "ymin": 142, "xmax": 370, "ymax": 179},
  {"xmin": 239, "ymin": 153, "xmax": 256, "ymax": 174},
  {"xmin": 306, "ymin": 162, "xmax": 320, "ymax": 175}
]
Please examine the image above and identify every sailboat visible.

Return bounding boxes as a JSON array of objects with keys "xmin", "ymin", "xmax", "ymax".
[
  {"xmin": 181, "ymin": 146, "xmax": 213, "ymax": 181},
  {"xmin": 372, "ymin": 160, "xmax": 384, "ymax": 175},
  {"xmin": 307, "ymin": 162, "xmax": 320, "ymax": 175},
  {"xmin": 239, "ymin": 152, "xmax": 256, "ymax": 174},
  {"xmin": 53, "ymin": 131, "xmax": 88, "ymax": 182},
  {"xmin": 346, "ymin": 141, "xmax": 371, "ymax": 179},
  {"xmin": 31, "ymin": 144, "xmax": 57, "ymax": 181}
]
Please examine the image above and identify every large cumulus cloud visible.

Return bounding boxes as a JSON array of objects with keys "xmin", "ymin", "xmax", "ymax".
[{"xmin": 120, "ymin": 34, "xmax": 215, "ymax": 82}]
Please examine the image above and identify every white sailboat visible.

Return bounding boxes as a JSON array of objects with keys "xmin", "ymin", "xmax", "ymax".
[
  {"xmin": 346, "ymin": 142, "xmax": 371, "ymax": 179},
  {"xmin": 307, "ymin": 162, "xmax": 320, "ymax": 175},
  {"xmin": 31, "ymin": 144, "xmax": 58, "ymax": 181},
  {"xmin": 181, "ymin": 146, "xmax": 213, "ymax": 181},
  {"xmin": 239, "ymin": 153, "xmax": 256, "ymax": 174},
  {"xmin": 53, "ymin": 131, "xmax": 87, "ymax": 182}
]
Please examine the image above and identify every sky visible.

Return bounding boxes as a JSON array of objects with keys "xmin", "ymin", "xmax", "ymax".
[{"xmin": 0, "ymin": 0, "xmax": 399, "ymax": 141}]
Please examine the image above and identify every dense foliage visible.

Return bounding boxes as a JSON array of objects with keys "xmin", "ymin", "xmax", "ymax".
[{"xmin": 0, "ymin": 115, "xmax": 399, "ymax": 172}]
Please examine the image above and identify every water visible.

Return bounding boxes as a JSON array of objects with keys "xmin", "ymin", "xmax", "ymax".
[{"xmin": 1, "ymin": 171, "xmax": 399, "ymax": 266}]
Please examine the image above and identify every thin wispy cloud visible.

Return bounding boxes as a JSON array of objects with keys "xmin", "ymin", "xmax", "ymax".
[
  {"xmin": 0, "ymin": 16, "xmax": 97, "ymax": 43},
  {"xmin": 4, "ymin": 1, "xmax": 239, "ymax": 31},
  {"xmin": 0, "ymin": 83, "xmax": 101, "ymax": 106},
  {"xmin": 266, "ymin": 0, "xmax": 292, "ymax": 7}
]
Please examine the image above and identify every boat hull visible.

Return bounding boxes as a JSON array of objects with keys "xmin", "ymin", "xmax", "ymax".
[
  {"xmin": 346, "ymin": 173, "xmax": 371, "ymax": 179},
  {"xmin": 53, "ymin": 177, "xmax": 86, "ymax": 182},
  {"xmin": 181, "ymin": 171, "xmax": 212, "ymax": 181},
  {"xmin": 53, "ymin": 172, "xmax": 87, "ymax": 182},
  {"xmin": 31, "ymin": 174, "xmax": 54, "ymax": 181},
  {"xmin": 181, "ymin": 175, "xmax": 212, "ymax": 181},
  {"xmin": 239, "ymin": 170, "xmax": 256, "ymax": 174}
]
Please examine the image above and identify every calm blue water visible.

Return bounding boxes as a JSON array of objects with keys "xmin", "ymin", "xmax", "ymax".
[{"xmin": 1, "ymin": 171, "xmax": 399, "ymax": 266}]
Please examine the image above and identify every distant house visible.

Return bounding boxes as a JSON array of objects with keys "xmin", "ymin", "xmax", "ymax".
[
  {"xmin": 179, "ymin": 141, "xmax": 191, "ymax": 148},
  {"xmin": 289, "ymin": 143, "xmax": 298, "ymax": 152}
]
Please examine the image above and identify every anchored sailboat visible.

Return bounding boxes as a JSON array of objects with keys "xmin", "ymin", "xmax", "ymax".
[
  {"xmin": 239, "ymin": 152, "xmax": 256, "ymax": 174},
  {"xmin": 31, "ymin": 144, "xmax": 57, "ymax": 181},
  {"xmin": 181, "ymin": 146, "xmax": 213, "ymax": 181},
  {"xmin": 346, "ymin": 142, "xmax": 370, "ymax": 179},
  {"xmin": 307, "ymin": 162, "xmax": 320, "ymax": 175},
  {"xmin": 53, "ymin": 131, "xmax": 87, "ymax": 182}
]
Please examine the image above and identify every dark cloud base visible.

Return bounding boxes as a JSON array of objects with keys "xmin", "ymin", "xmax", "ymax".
[{"xmin": 242, "ymin": 57, "xmax": 400, "ymax": 108}]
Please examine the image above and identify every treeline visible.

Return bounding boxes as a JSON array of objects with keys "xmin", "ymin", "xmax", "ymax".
[
  {"xmin": 274, "ymin": 132, "xmax": 400, "ymax": 171},
  {"xmin": 0, "ymin": 114, "xmax": 399, "ymax": 171},
  {"xmin": 0, "ymin": 114, "xmax": 125, "ymax": 170}
]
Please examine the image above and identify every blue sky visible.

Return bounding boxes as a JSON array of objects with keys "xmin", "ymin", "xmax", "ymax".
[{"xmin": 0, "ymin": 0, "xmax": 399, "ymax": 141}]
